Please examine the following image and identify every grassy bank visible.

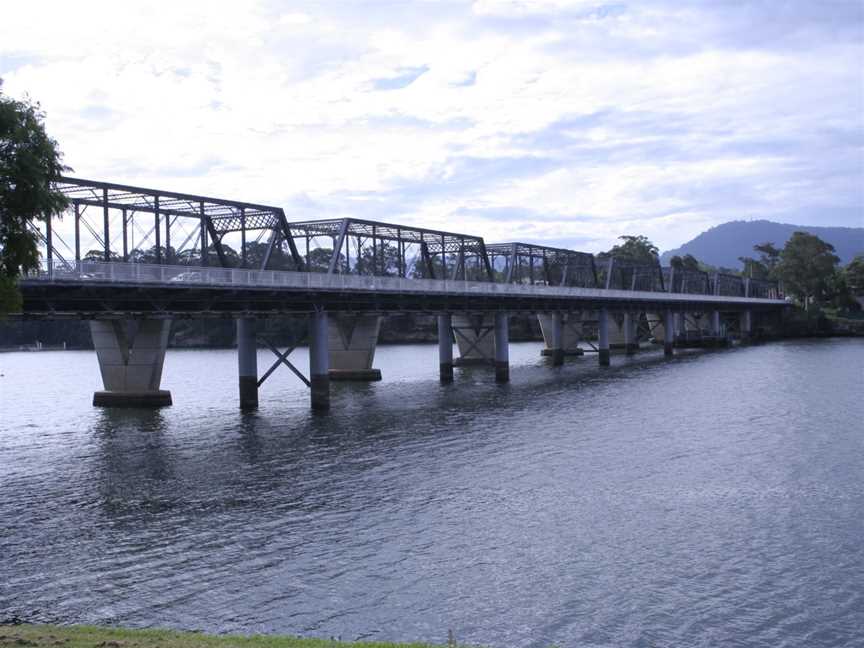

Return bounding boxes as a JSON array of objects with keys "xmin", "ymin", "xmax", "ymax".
[{"xmin": 0, "ymin": 625, "xmax": 448, "ymax": 648}]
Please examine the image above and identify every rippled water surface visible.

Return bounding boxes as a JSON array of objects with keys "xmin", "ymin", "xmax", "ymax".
[{"xmin": 2, "ymin": 338, "xmax": 863, "ymax": 647}]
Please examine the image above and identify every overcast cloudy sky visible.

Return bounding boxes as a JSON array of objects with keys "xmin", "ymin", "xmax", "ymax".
[{"xmin": 1, "ymin": 0, "xmax": 862, "ymax": 252}]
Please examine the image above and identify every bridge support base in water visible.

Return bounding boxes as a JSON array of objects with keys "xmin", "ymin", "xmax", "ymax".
[
  {"xmin": 90, "ymin": 319, "xmax": 172, "ymax": 407},
  {"xmin": 93, "ymin": 390, "xmax": 172, "ymax": 407},
  {"xmin": 328, "ymin": 314, "xmax": 382, "ymax": 381},
  {"xmin": 494, "ymin": 312, "xmax": 509, "ymax": 383},
  {"xmin": 664, "ymin": 311, "xmax": 675, "ymax": 357},
  {"xmin": 598, "ymin": 308, "xmax": 610, "ymax": 366},
  {"xmin": 623, "ymin": 312, "xmax": 639, "ymax": 355},
  {"xmin": 538, "ymin": 312, "xmax": 583, "ymax": 363},
  {"xmin": 237, "ymin": 318, "xmax": 258, "ymax": 409},
  {"xmin": 310, "ymin": 310, "xmax": 330, "ymax": 411},
  {"xmin": 438, "ymin": 314, "xmax": 454, "ymax": 383},
  {"xmin": 452, "ymin": 314, "xmax": 495, "ymax": 367},
  {"xmin": 740, "ymin": 309, "xmax": 753, "ymax": 343}
]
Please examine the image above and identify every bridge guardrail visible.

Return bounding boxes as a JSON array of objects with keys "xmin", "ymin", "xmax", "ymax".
[{"xmin": 24, "ymin": 261, "xmax": 786, "ymax": 306}]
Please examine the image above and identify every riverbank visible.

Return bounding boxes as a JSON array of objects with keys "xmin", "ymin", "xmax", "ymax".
[{"xmin": 0, "ymin": 625, "xmax": 449, "ymax": 648}]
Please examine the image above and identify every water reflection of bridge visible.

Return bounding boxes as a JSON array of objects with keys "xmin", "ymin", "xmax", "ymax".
[{"xmin": 19, "ymin": 177, "xmax": 786, "ymax": 410}]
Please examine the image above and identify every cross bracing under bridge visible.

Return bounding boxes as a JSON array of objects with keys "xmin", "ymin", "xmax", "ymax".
[{"xmin": 32, "ymin": 176, "xmax": 783, "ymax": 301}]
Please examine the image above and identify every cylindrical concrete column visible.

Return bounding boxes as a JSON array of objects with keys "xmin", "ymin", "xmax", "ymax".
[
  {"xmin": 598, "ymin": 308, "xmax": 610, "ymax": 366},
  {"xmin": 438, "ymin": 314, "xmax": 454, "ymax": 383},
  {"xmin": 676, "ymin": 312, "xmax": 686, "ymax": 338},
  {"xmin": 237, "ymin": 318, "xmax": 258, "ymax": 409},
  {"xmin": 664, "ymin": 310, "xmax": 675, "ymax": 357},
  {"xmin": 309, "ymin": 310, "xmax": 330, "ymax": 411},
  {"xmin": 623, "ymin": 311, "xmax": 637, "ymax": 355},
  {"xmin": 711, "ymin": 310, "xmax": 721, "ymax": 336},
  {"xmin": 741, "ymin": 309, "xmax": 752, "ymax": 343},
  {"xmin": 551, "ymin": 312, "xmax": 564, "ymax": 366},
  {"xmin": 494, "ymin": 312, "xmax": 509, "ymax": 383}
]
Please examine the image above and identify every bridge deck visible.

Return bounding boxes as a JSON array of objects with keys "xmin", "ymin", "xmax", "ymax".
[{"xmin": 19, "ymin": 261, "xmax": 786, "ymax": 318}]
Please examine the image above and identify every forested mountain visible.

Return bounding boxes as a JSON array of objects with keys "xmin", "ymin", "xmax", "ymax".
[{"xmin": 661, "ymin": 220, "xmax": 864, "ymax": 268}]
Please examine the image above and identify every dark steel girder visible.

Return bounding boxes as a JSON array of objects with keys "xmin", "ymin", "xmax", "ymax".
[{"xmin": 18, "ymin": 281, "xmax": 787, "ymax": 320}]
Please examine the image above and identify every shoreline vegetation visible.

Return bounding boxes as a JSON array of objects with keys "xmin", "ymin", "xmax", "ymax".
[{"xmin": 0, "ymin": 624, "xmax": 452, "ymax": 648}]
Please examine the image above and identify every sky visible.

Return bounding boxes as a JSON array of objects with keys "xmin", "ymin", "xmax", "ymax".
[{"xmin": 1, "ymin": 0, "xmax": 862, "ymax": 253}]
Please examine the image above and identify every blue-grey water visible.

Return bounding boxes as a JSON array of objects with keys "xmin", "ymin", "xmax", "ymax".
[{"xmin": 1, "ymin": 338, "xmax": 863, "ymax": 647}]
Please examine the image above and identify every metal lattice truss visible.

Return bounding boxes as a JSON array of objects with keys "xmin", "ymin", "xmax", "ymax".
[
  {"xmin": 712, "ymin": 273, "xmax": 746, "ymax": 297},
  {"xmin": 485, "ymin": 243, "xmax": 599, "ymax": 288},
  {"xmin": 34, "ymin": 177, "xmax": 784, "ymax": 298},
  {"xmin": 42, "ymin": 177, "xmax": 300, "ymax": 270},
  {"xmin": 749, "ymin": 278, "xmax": 781, "ymax": 299},
  {"xmin": 663, "ymin": 267, "xmax": 711, "ymax": 294},
  {"xmin": 602, "ymin": 257, "xmax": 666, "ymax": 292},
  {"xmin": 284, "ymin": 218, "xmax": 494, "ymax": 280}
]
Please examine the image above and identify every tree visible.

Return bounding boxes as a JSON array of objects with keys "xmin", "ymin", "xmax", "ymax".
[
  {"xmin": 354, "ymin": 241, "xmax": 402, "ymax": 276},
  {"xmin": 83, "ymin": 249, "xmax": 120, "ymax": 262},
  {"xmin": 671, "ymin": 253, "xmax": 700, "ymax": 271},
  {"xmin": 305, "ymin": 247, "xmax": 344, "ymax": 272},
  {"xmin": 824, "ymin": 269, "xmax": 858, "ymax": 311},
  {"xmin": 1, "ymin": 81, "xmax": 69, "ymax": 314},
  {"xmin": 846, "ymin": 254, "xmax": 864, "ymax": 296},
  {"xmin": 753, "ymin": 241, "xmax": 781, "ymax": 275},
  {"xmin": 738, "ymin": 256, "xmax": 770, "ymax": 279},
  {"xmin": 603, "ymin": 235, "xmax": 659, "ymax": 264},
  {"xmin": 777, "ymin": 231, "xmax": 840, "ymax": 309}
]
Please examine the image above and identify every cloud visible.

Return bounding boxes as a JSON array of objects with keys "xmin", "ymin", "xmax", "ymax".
[
  {"xmin": 372, "ymin": 66, "xmax": 430, "ymax": 90},
  {"xmin": 0, "ymin": 0, "xmax": 861, "ymax": 255}
]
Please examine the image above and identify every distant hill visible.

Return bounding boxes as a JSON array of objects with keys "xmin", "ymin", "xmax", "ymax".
[{"xmin": 660, "ymin": 220, "xmax": 864, "ymax": 269}]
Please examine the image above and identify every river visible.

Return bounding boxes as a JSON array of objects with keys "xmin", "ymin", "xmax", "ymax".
[{"xmin": 1, "ymin": 338, "xmax": 862, "ymax": 647}]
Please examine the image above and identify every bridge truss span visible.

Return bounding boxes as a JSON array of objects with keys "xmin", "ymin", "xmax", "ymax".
[{"xmin": 21, "ymin": 176, "xmax": 788, "ymax": 411}]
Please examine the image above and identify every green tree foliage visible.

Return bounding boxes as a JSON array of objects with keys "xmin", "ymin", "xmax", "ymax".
[
  {"xmin": 354, "ymin": 241, "xmax": 402, "ymax": 275},
  {"xmin": 603, "ymin": 235, "xmax": 659, "ymax": 264},
  {"xmin": 777, "ymin": 232, "xmax": 841, "ymax": 309},
  {"xmin": 670, "ymin": 253, "xmax": 700, "ymax": 271},
  {"xmin": 739, "ymin": 241, "xmax": 782, "ymax": 280},
  {"xmin": 0, "ymin": 81, "xmax": 68, "ymax": 314},
  {"xmin": 753, "ymin": 242, "xmax": 781, "ymax": 274},
  {"xmin": 738, "ymin": 256, "xmax": 769, "ymax": 279},
  {"xmin": 305, "ymin": 247, "xmax": 344, "ymax": 272},
  {"xmin": 846, "ymin": 255, "xmax": 864, "ymax": 296}
]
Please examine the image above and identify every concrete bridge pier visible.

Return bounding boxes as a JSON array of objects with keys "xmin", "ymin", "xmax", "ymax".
[
  {"xmin": 494, "ymin": 312, "xmax": 509, "ymax": 383},
  {"xmin": 327, "ymin": 314, "xmax": 382, "ymax": 381},
  {"xmin": 438, "ymin": 314, "xmax": 454, "ymax": 383},
  {"xmin": 598, "ymin": 308, "xmax": 610, "ymax": 366},
  {"xmin": 710, "ymin": 310, "xmax": 722, "ymax": 337},
  {"xmin": 90, "ymin": 319, "xmax": 172, "ymax": 407},
  {"xmin": 452, "ymin": 314, "xmax": 495, "ymax": 366},
  {"xmin": 623, "ymin": 312, "xmax": 638, "ymax": 355},
  {"xmin": 664, "ymin": 310, "xmax": 675, "ymax": 357},
  {"xmin": 538, "ymin": 312, "xmax": 582, "ymax": 361},
  {"xmin": 540, "ymin": 312, "xmax": 564, "ymax": 366},
  {"xmin": 309, "ymin": 310, "xmax": 330, "ymax": 411},
  {"xmin": 676, "ymin": 312, "xmax": 686, "ymax": 339},
  {"xmin": 740, "ymin": 309, "xmax": 753, "ymax": 342},
  {"xmin": 237, "ymin": 318, "xmax": 258, "ymax": 409}
]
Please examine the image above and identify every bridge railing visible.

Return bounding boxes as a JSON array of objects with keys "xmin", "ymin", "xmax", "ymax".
[{"xmin": 25, "ymin": 260, "xmax": 786, "ymax": 305}]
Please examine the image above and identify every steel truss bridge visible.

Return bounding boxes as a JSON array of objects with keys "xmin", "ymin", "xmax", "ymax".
[{"xmin": 18, "ymin": 177, "xmax": 787, "ymax": 410}]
